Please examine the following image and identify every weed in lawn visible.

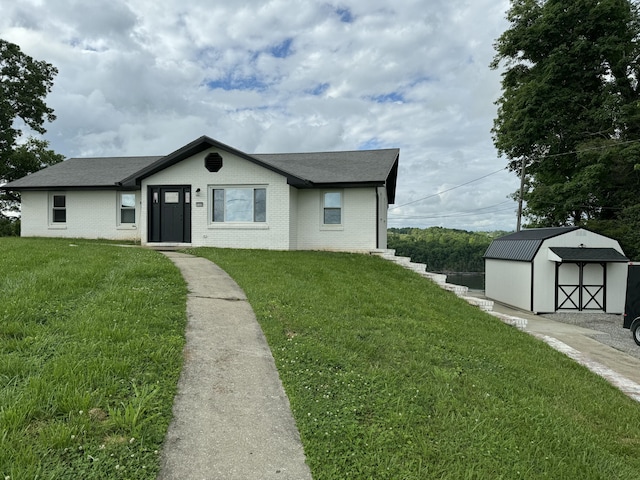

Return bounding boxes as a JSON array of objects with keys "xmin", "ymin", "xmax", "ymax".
[{"xmin": 108, "ymin": 383, "xmax": 161, "ymax": 437}]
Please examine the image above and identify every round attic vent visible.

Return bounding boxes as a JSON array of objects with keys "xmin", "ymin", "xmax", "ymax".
[{"xmin": 205, "ymin": 152, "xmax": 223, "ymax": 172}]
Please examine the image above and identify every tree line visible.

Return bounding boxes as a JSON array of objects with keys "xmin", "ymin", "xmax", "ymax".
[
  {"xmin": 492, "ymin": 0, "xmax": 640, "ymax": 261},
  {"xmin": 387, "ymin": 227, "xmax": 510, "ymax": 273}
]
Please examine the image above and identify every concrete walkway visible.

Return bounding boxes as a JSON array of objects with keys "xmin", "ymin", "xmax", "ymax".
[
  {"xmin": 489, "ymin": 301, "xmax": 640, "ymax": 402},
  {"xmin": 157, "ymin": 252, "xmax": 312, "ymax": 480}
]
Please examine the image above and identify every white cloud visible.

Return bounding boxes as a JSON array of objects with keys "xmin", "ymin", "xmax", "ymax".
[{"xmin": 0, "ymin": 0, "xmax": 518, "ymax": 231}]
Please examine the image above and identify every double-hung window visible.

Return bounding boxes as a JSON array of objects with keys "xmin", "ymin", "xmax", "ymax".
[
  {"xmin": 51, "ymin": 194, "xmax": 66, "ymax": 223},
  {"xmin": 120, "ymin": 193, "xmax": 136, "ymax": 224},
  {"xmin": 323, "ymin": 191, "xmax": 342, "ymax": 225},
  {"xmin": 212, "ymin": 187, "xmax": 266, "ymax": 223}
]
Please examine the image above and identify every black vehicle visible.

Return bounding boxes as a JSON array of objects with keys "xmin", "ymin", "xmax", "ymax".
[{"xmin": 624, "ymin": 263, "xmax": 640, "ymax": 345}]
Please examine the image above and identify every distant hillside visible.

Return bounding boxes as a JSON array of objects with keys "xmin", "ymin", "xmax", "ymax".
[{"xmin": 388, "ymin": 227, "xmax": 511, "ymax": 272}]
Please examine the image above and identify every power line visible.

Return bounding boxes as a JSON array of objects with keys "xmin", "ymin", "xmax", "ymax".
[
  {"xmin": 392, "ymin": 138, "xmax": 640, "ymax": 211},
  {"xmin": 389, "ymin": 167, "xmax": 508, "ymax": 210},
  {"xmin": 389, "ymin": 206, "xmax": 515, "ymax": 221},
  {"xmin": 389, "ymin": 200, "xmax": 514, "ymax": 220}
]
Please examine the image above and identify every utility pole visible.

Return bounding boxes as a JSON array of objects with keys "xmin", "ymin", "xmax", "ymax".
[{"xmin": 516, "ymin": 156, "xmax": 526, "ymax": 232}]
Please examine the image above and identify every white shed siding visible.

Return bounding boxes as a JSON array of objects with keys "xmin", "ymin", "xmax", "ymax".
[
  {"xmin": 533, "ymin": 229, "xmax": 627, "ymax": 313},
  {"xmin": 20, "ymin": 190, "xmax": 141, "ymax": 241},
  {"xmin": 486, "ymin": 228, "xmax": 627, "ymax": 314},
  {"xmin": 485, "ymin": 259, "xmax": 532, "ymax": 311},
  {"xmin": 531, "ymin": 251, "xmax": 556, "ymax": 313},
  {"xmin": 140, "ymin": 148, "xmax": 291, "ymax": 249},
  {"xmin": 605, "ymin": 263, "xmax": 628, "ymax": 313},
  {"xmin": 296, "ymin": 187, "xmax": 378, "ymax": 251}
]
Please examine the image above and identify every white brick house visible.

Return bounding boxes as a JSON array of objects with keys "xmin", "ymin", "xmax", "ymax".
[{"xmin": 3, "ymin": 136, "xmax": 399, "ymax": 251}]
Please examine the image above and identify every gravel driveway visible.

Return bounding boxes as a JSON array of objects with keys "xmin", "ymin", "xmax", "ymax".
[{"xmin": 541, "ymin": 312, "xmax": 640, "ymax": 359}]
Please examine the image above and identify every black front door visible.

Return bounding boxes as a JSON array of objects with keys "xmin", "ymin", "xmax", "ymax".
[{"xmin": 148, "ymin": 186, "xmax": 191, "ymax": 243}]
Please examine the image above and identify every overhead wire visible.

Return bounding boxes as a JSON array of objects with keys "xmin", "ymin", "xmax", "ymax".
[
  {"xmin": 389, "ymin": 207, "xmax": 516, "ymax": 221},
  {"xmin": 389, "ymin": 167, "xmax": 508, "ymax": 210},
  {"xmin": 390, "ymin": 137, "xmax": 640, "ymax": 212},
  {"xmin": 389, "ymin": 200, "xmax": 514, "ymax": 220}
]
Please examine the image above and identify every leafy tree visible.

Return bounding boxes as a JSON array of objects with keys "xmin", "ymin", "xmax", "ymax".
[
  {"xmin": 0, "ymin": 39, "xmax": 61, "ymax": 231},
  {"xmin": 0, "ymin": 39, "xmax": 57, "ymax": 162},
  {"xmin": 1, "ymin": 137, "xmax": 64, "ymax": 214},
  {"xmin": 491, "ymin": 0, "xmax": 640, "ymax": 257}
]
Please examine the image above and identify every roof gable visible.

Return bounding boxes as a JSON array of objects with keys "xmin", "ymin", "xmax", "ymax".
[
  {"xmin": 494, "ymin": 226, "xmax": 580, "ymax": 241},
  {"xmin": 118, "ymin": 136, "xmax": 307, "ymax": 187},
  {"xmin": 484, "ymin": 227, "xmax": 582, "ymax": 262}
]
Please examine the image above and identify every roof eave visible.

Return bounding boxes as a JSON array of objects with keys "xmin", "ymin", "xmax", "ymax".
[
  {"xmin": 295, "ymin": 181, "xmax": 385, "ymax": 189},
  {"xmin": 386, "ymin": 153, "xmax": 399, "ymax": 203},
  {"xmin": 0, "ymin": 184, "xmax": 134, "ymax": 191},
  {"xmin": 120, "ymin": 135, "xmax": 309, "ymax": 187}
]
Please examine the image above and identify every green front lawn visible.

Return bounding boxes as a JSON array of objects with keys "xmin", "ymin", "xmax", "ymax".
[
  {"xmin": 188, "ymin": 248, "xmax": 640, "ymax": 479},
  {"xmin": 4, "ymin": 239, "xmax": 640, "ymax": 479},
  {"xmin": 0, "ymin": 238, "xmax": 187, "ymax": 479}
]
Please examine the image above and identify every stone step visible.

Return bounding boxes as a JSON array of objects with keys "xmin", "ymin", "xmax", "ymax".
[
  {"xmin": 407, "ymin": 262, "xmax": 426, "ymax": 273},
  {"xmin": 488, "ymin": 311, "xmax": 527, "ymax": 330},
  {"xmin": 422, "ymin": 272, "xmax": 447, "ymax": 284},
  {"xmin": 370, "ymin": 249, "xmax": 396, "ymax": 257},
  {"xmin": 443, "ymin": 283, "xmax": 469, "ymax": 296},
  {"xmin": 461, "ymin": 296, "xmax": 494, "ymax": 312},
  {"xmin": 392, "ymin": 256, "xmax": 412, "ymax": 265}
]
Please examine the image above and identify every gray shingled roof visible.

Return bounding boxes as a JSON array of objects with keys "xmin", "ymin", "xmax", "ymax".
[
  {"xmin": 549, "ymin": 247, "xmax": 628, "ymax": 263},
  {"xmin": 483, "ymin": 226, "xmax": 581, "ymax": 262},
  {"xmin": 2, "ymin": 156, "xmax": 162, "ymax": 189},
  {"xmin": 3, "ymin": 136, "xmax": 399, "ymax": 202},
  {"xmin": 252, "ymin": 149, "xmax": 399, "ymax": 184}
]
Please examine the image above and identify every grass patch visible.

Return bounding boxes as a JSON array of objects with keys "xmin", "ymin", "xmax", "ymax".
[
  {"xmin": 0, "ymin": 238, "xmax": 187, "ymax": 479},
  {"xmin": 186, "ymin": 248, "xmax": 640, "ymax": 479}
]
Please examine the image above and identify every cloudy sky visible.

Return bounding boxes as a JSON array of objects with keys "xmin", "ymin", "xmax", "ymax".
[{"xmin": 0, "ymin": 0, "xmax": 519, "ymax": 231}]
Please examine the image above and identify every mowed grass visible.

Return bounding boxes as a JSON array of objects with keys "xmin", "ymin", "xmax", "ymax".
[
  {"xmin": 187, "ymin": 248, "xmax": 640, "ymax": 479},
  {"xmin": 0, "ymin": 238, "xmax": 187, "ymax": 479}
]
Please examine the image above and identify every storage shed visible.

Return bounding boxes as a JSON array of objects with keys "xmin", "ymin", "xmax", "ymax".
[{"xmin": 484, "ymin": 227, "xmax": 628, "ymax": 314}]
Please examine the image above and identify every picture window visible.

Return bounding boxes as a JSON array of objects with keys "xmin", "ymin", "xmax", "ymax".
[{"xmin": 211, "ymin": 187, "xmax": 266, "ymax": 223}]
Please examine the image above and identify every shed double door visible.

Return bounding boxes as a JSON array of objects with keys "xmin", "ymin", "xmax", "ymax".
[
  {"xmin": 148, "ymin": 186, "xmax": 192, "ymax": 243},
  {"xmin": 555, "ymin": 262, "xmax": 605, "ymax": 311}
]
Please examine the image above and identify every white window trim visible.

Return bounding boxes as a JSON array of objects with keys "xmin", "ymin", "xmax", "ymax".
[
  {"xmin": 48, "ymin": 192, "xmax": 67, "ymax": 229},
  {"xmin": 117, "ymin": 192, "xmax": 138, "ymax": 230},
  {"xmin": 320, "ymin": 189, "xmax": 344, "ymax": 231},
  {"xmin": 208, "ymin": 185, "xmax": 269, "ymax": 227}
]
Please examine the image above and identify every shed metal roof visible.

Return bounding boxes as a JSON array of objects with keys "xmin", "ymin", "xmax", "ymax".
[
  {"xmin": 549, "ymin": 247, "xmax": 628, "ymax": 263},
  {"xmin": 483, "ymin": 226, "xmax": 582, "ymax": 262}
]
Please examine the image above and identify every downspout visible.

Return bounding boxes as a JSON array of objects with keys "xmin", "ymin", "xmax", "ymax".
[{"xmin": 376, "ymin": 188, "xmax": 380, "ymax": 249}]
